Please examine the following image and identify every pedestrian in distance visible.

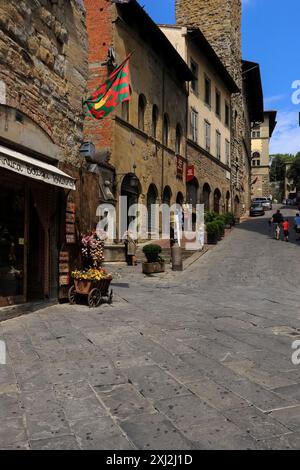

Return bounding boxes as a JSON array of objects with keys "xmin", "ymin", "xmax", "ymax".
[
  {"xmin": 294, "ymin": 213, "xmax": 300, "ymax": 241},
  {"xmin": 282, "ymin": 219, "xmax": 289, "ymax": 242},
  {"xmin": 271, "ymin": 209, "xmax": 284, "ymax": 240}
]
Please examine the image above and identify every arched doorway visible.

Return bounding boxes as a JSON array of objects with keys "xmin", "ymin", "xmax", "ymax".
[
  {"xmin": 203, "ymin": 183, "xmax": 211, "ymax": 212},
  {"xmin": 226, "ymin": 191, "xmax": 230, "ymax": 213},
  {"xmin": 234, "ymin": 195, "xmax": 240, "ymax": 217},
  {"xmin": 162, "ymin": 186, "xmax": 172, "ymax": 206},
  {"xmin": 147, "ymin": 184, "xmax": 158, "ymax": 237},
  {"xmin": 121, "ymin": 173, "xmax": 141, "ymax": 231},
  {"xmin": 176, "ymin": 192, "xmax": 184, "ymax": 206},
  {"xmin": 186, "ymin": 177, "xmax": 199, "ymax": 207},
  {"xmin": 214, "ymin": 189, "xmax": 221, "ymax": 214}
]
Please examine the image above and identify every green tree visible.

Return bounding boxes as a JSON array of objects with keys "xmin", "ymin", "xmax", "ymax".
[
  {"xmin": 287, "ymin": 154, "xmax": 300, "ymax": 191},
  {"xmin": 270, "ymin": 154, "xmax": 294, "ymax": 182}
]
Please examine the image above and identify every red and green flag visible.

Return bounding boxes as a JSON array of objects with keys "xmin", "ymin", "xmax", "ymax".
[{"xmin": 83, "ymin": 54, "xmax": 132, "ymax": 120}]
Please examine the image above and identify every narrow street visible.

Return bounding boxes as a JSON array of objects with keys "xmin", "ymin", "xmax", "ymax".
[{"xmin": 1, "ymin": 206, "xmax": 300, "ymax": 450}]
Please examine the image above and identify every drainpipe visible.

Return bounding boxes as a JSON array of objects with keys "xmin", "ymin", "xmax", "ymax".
[{"xmin": 161, "ymin": 65, "xmax": 165, "ymax": 202}]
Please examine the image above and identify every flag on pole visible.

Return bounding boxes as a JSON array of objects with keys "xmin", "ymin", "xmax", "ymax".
[{"xmin": 83, "ymin": 54, "xmax": 132, "ymax": 120}]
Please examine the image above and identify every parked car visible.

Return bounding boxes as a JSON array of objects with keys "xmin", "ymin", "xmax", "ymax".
[
  {"xmin": 250, "ymin": 202, "xmax": 265, "ymax": 217},
  {"xmin": 252, "ymin": 197, "xmax": 272, "ymax": 211}
]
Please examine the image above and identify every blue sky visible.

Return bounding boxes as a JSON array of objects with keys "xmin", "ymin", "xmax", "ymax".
[{"xmin": 137, "ymin": 0, "xmax": 300, "ymax": 155}]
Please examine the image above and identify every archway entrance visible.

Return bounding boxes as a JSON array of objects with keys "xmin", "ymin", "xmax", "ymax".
[
  {"xmin": 121, "ymin": 173, "xmax": 140, "ymax": 231},
  {"xmin": 226, "ymin": 191, "xmax": 230, "ymax": 213},
  {"xmin": 186, "ymin": 178, "xmax": 199, "ymax": 208},
  {"xmin": 162, "ymin": 186, "xmax": 172, "ymax": 206},
  {"xmin": 203, "ymin": 183, "xmax": 211, "ymax": 212},
  {"xmin": 176, "ymin": 192, "xmax": 184, "ymax": 206},
  {"xmin": 234, "ymin": 195, "xmax": 240, "ymax": 217},
  {"xmin": 147, "ymin": 184, "xmax": 158, "ymax": 238},
  {"xmin": 214, "ymin": 189, "xmax": 221, "ymax": 214}
]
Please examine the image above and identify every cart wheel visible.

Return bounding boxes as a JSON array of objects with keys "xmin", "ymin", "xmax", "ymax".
[
  {"xmin": 108, "ymin": 289, "xmax": 113, "ymax": 304},
  {"xmin": 88, "ymin": 288, "xmax": 102, "ymax": 308},
  {"xmin": 68, "ymin": 286, "xmax": 77, "ymax": 305}
]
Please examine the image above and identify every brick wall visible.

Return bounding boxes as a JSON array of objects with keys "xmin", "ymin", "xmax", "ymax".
[
  {"xmin": 84, "ymin": 0, "xmax": 115, "ymax": 150},
  {"xmin": 0, "ymin": 0, "xmax": 88, "ymax": 164}
]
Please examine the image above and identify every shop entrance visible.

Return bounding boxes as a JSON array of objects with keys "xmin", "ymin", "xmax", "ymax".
[
  {"xmin": 0, "ymin": 179, "xmax": 25, "ymax": 306},
  {"xmin": 27, "ymin": 195, "xmax": 45, "ymax": 300},
  {"xmin": 0, "ymin": 170, "xmax": 56, "ymax": 306}
]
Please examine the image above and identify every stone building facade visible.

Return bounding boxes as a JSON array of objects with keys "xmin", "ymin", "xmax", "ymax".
[
  {"xmin": 0, "ymin": 0, "xmax": 88, "ymax": 163},
  {"xmin": 175, "ymin": 0, "xmax": 263, "ymax": 216},
  {"xmin": 84, "ymin": 0, "xmax": 193, "ymax": 242},
  {"xmin": 160, "ymin": 25, "xmax": 239, "ymax": 214},
  {"xmin": 251, "ymin": 110, "xmax": 277, "ymax": 198},
  {"xmin": 0, "ymin": 0, "xmax": 88, "ymax": 307}
]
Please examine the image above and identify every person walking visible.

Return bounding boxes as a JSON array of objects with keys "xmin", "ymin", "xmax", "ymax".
[
  {"xmin": 294, "ymin": 213, "xmax": 300, "ymax": 241},
  {"xmin": 282, "ymin": 219, "xmax": 289, "ymax": 242},
  {"xmin": 271, "ymin": 209, "xmax": 284, "ymax": 240}
]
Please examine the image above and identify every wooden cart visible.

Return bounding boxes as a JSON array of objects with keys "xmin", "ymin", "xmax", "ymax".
[{"xmin": 68, "ymin": 278, "xmax": 113, "ymax": 308}]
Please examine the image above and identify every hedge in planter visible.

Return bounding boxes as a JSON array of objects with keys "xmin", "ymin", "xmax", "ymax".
[
  {"xmin": 224, "ymin": 212, "xmax": 235, "ymax": 228},
  {"xmin": 206, "ymin": 221, "xmax": 219, "ymax": 244},
  {"xmin": 204, "ymin": 212, "xmax": 220, "ymax": 223},
  {"xmin": 142, "ymin": 244, "xmax": 162, "ymax": 263},
  {"xmin": 215, "ymin": 217, "xmax": 225, "ymax": 239}
]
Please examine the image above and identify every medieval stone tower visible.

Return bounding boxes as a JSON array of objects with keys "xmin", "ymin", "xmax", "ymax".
[
  {"xmin": 176, "ymin": 0, "xmax": 242, "ymax": 86},
  {"xmin": 176, "ymin": 0, "xmax": 249, "ymax": 214}
]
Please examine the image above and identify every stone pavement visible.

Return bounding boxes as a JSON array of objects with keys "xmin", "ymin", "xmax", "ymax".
[{"xmin": 1, "ymin": 206, "xmax": 300, "ymax": 450}]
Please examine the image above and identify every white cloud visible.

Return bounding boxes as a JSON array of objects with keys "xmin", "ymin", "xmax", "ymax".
[
  {"xmin": 264, "ymin": 94, "xmax": 286, "ymax": 106},
  {"xmin": 270, "ymin": 109, "xmax": 300, "ymax": 155}
]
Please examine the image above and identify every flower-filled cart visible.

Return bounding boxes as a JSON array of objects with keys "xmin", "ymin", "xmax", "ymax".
[
  {"xmin": 68, "ymin": 268, "xmax": 113, "ymax": 307},
  {"xmin": 68, "ymin": 230, "xmax": 113, "ymax": 307}
]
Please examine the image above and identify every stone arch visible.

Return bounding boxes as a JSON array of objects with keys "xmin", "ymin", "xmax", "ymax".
[
  {"xmin": 202, "ymin": 183, "xmax": 211, "ymax": 212},
  {"xmin": 186, "ymin": 177, "xmax": 199, "ymax": 207},
  {"xmin": 120, "ymin": 173, "xmax": 141, "ymax": 230},
  {"xmin": 147, "ymin": 183, "xmax": 159, "ymax": 237},
  {"xmin": 176, "ymin": 191, "xmax": 184, "ymax": 206},
  {"xmin": 162, "ymin": 185, "xmax": 172, "ymax": 206},
  {"xmin": 225, "ymin": 190, "xmax": 231, "ymax": 212},
  {"xmin": 234, "ymin": 195, "xmax": 240, "ymax": 217},
  {"xmin": 214, "ymin": 188, "xmax": 222, "ymax": 213}
]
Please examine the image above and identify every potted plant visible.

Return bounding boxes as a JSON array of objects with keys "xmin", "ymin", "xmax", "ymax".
[
  {"xmin": 224, "ymin": 212, "xmax": 235, "ymax": 228},
  {"xmin": 206, "ymin": 221, "xmax": 219, "ymax": 245},
  {"xmin": 215, "ymin": 216, "xmax": 225, "ymax": 239},
  {"xmin": 142, "ymin": 244, "xmax": 165, "ymax": 274}
]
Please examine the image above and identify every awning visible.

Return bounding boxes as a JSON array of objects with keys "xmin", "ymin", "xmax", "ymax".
[{"xmin": 0, "ymin": 145, "xmax": 76, "ymax": 190}]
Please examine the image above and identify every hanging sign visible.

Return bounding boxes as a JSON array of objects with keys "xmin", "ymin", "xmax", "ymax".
[
  {"xmin": 186, "ymin": 165, "xmax": 195, "ymax": 183},
  {"xmin": 66, "ymin": 201, "xmax": 76, "ymax": 244},
  {"xmin": 59, "ymin": 251, "xmax": 70, "ymax": 286},
  {"xmin": 176, "ymin": 156, "xmax": 184, "ymax": 179}
]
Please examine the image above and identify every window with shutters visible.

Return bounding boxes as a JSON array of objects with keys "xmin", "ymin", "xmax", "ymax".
[
  {"xmin": 191, "ymin": 109, "xmax": 198, "ymax": 143},
  {"xmin": 216, "ymin": 131, "xmax": 221, "ymax": 160},
  {"xmin": 204, "ymin": 120, "xmax": 211, "ymax": 152}
]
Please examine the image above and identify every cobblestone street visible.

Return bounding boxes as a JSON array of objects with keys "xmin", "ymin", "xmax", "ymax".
[{"xmin": 1, "ymin": 207, "xmax": 300, "ymax": 450}]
